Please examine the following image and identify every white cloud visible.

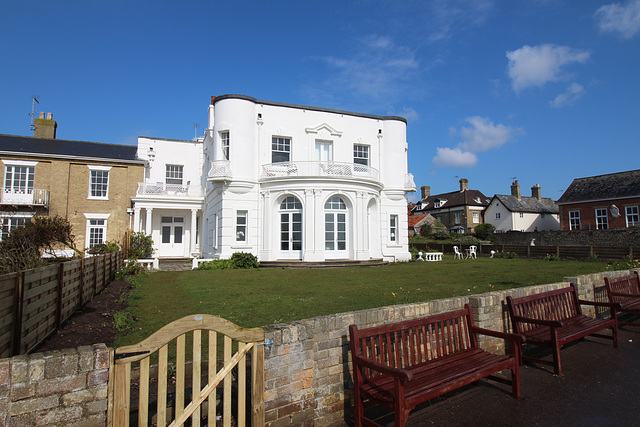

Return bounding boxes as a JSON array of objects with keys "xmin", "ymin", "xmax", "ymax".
[
  {"xmin": 549, "ymin": 83, "xmax": 587, "ymax": 108},
  {"xmin": 506, "ymin": 44, "xmax": 590, "ymax": 92},
  {"xmin": 595, "ymin": 0, "xmax": 640, "ymax": 39},
  {"xmin": 432, "ymin": 147, "xmax": 478, "ymax": 167},
  {"xmin": 314, "ymin": 35, "xmax": 419, "ymax": 102},
  {"xmin": 433, "ymin": 117, "xmax": 523, "ymax": 168}
]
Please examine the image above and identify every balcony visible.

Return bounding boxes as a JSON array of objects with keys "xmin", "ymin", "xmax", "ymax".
[
  {"xmin": 0, "ymin": 188, "xmax": 49, "ymax": 207},
  {"xmin": 261, "ymin": 161, "xmax": 380, "ymax": 181},
  {"xmin": 208, "ymin": 160, "xmax": 232, "ymax": 181},
  {"xmin": 136, "ymin": 182, "xmax": 204, "ymax": 198}
]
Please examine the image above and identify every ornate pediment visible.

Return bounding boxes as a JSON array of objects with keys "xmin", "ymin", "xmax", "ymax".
[{"xmin": 304, "ymin": 123, "xmax": 343, "ymax": 138}]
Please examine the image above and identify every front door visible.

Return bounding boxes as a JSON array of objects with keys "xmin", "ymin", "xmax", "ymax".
[
  {"xmin": 279, "ymin": 196, "xmax": 303, "ymax": 260},
  {"xmin": 161, "ymin": 216, "xmax": 185, "ymax": 257},
  {"xmin": 324, "ymin": 196, "xmax": 348, "ymax": 259}
]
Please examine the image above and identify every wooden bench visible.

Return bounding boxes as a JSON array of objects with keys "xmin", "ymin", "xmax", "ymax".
[
  {"xmin": 506, "ymin": 283, "xmax": 619, "ymax": 376},
  {"xmin": 349, "ymin": 304, "xmax": 523, "ymax": 427},
  {"xmin": 605, "ymin": 271, "xmax": 640, "ymax": 327}
]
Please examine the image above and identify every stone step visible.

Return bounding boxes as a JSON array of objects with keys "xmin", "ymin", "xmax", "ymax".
[
  {"xmin": 157, "ymin": 258, "xmax": 192, "ymax": 271},
  {"xmin": 259, "ymin": 259, "xmax": 388, "ymax": 269}
]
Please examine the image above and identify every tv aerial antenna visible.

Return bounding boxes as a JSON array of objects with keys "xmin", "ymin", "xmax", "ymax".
[
  {"xmin": 194, "ymin": 123, "xmax": 198, "ymax": 139},
  {"xmin": 29, "ymin": 96, "xmax": 40, "ymax": 131}
]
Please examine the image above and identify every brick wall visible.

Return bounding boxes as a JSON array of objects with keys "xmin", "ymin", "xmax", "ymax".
[{"xmin": 0, "ymin": 344, "xmax": 109, "ymax": 426}]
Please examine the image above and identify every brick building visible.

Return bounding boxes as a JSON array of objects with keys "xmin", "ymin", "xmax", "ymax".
[
  {"xmin": 0, "ymin": 113, "xmax": 144, "ymax": 251},
  {"xmin": 556, "ymin": 169, "xmax": 640, "ymax": 231}
]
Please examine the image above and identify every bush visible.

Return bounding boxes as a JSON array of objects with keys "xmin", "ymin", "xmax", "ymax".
[
  {"xmin": 87, "ymin": 241, "xmax": 120, "ymax": 254},
  {"xmin": 195, "ymin": 259, "xmax": 234, "ymax": 270},
  {"xmin": 230, "ymin": 252, "xmax": 259, "ymax": 269},
  {"xmin": 409, "ymin": 247, "xmax": 420, "ymax": 260},
  {"xmin": 432, "ymin": 231, "xmax": 450, "ymax": 240},
  {"xmin": 473, "ymin": 223, "xmax": 495, "ymax": 240},
  {"xmin": 116, "ymin": 260, "xmax": 149, "ymax": 278},
  {"xmin": 128, "ymin": 232, "xmax": 154, "ymax": 260},
  {"xmin": 419, "ymin": 223, "xmax": 432, "ymax": 237}
]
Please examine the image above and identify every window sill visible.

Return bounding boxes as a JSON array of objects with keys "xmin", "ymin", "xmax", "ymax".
[{"xmin": 88, "ymin": 196, "xmax": 109, "ymax": 201}]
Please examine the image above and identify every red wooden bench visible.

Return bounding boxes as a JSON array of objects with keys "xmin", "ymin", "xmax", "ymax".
[
  {"xmin": 506, "ymin": 283, "xmax": 619, "ymax": 376},
  {"xmin": 605, "ymin": 271, "xmax": 640, "ymax": 327},
  {"xmin": 349, "ymin": 304, "xmax": 523, "ymax": 427}
]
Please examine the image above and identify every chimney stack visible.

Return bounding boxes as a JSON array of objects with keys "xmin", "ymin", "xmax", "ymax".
[
  {"xmin": 421, "ymin": 186, "xmax": 430, "ymax": 199},
  {"xmin": 459, "ymin": 178, "xmax": 468, "ymax": 192},
  {"xmin": 511, "ymin": 180, "xmax": 521, "ymax": 199},
  {"xmin": 531, "ymin": 184, "xmax": 542, "ymax": 200},
  {"xmin": 33, "ymin": 112, "xmax": 57, "ymax": 139}
]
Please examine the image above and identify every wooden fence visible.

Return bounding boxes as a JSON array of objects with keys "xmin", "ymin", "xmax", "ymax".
[
  {"xmin": 0, "ymin": 251, "xmax": 125, "ymax": 358},
  {"xmin": 411, "ymin": 243, "xmax": 640, "ymax": 260}
]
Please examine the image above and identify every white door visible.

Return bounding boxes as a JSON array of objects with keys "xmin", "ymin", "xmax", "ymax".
[
  {"xmin": 316, "ymin": 141, "xmax": 332, "ymax": 162},
  {"xmin": 279, "ymin": 196, "xmax": 303, "ymax": 260},
  {"xmin": 160, "ymin": 216, "xmax": 185, "ymax": 257},
  {"xmin": 324, "ymin": 196, "xmax": 348, "ymax": 259}
]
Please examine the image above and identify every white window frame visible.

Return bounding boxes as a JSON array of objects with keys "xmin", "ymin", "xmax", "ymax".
[
  {"xmin": 220, "ymin": 131, "xmax": 230, "ymax": 160},
  {"xmin": 236, "ymin": 210, "xmax": 247, "ymax": 242},
  {"xmin": 3, "ymin": 160, "xmax": 37, "ymax": 194},
  {"xmin": 272, "ymin": 136, "xmax": 291, "ymax": 163},
  {"xmin": 0, "ymin": 211, "xmax": 34, "ymax": 241},
  {"xmin": 472, "ymin": 212, "xmax": 479, "ymax": 224},
  {"xmin": 455, "ymin": 212, "xmax": 461, "ymax": 224},
  {"xmin": 390, "ymin": 214, "xmax": 398, "ymax": 243},
  {"xmin": 84, "ymin": 213, "xmax": 110, "ymax": 249},
  {"xmin": 626, "ymin": 206, "xmax": 639, "ymax": 228},
  {"xmin": 353, "ymin": 144, "xmax": 369, "ymax": 166},
  {"xmin": 596, "ymin": 208, "xmax": 608, "ymax": 229},
  {"xmin": 166, "ymin": 164, "xmax": 183, "ymax": 185},
  {"xmin": 88, "ymin": 165, "xmax": 111, "ymax": 200},
  {"xmin": 569, "ymin": 210, "xmax": 581, "ymax": 230}
]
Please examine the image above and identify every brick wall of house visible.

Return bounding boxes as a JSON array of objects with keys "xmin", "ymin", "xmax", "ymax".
[{"xmin": 559, "ymin": 197, "xmax": 640, "ymax": 230}]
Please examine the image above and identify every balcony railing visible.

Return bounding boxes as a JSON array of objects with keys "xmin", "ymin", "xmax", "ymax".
[
  {"xmin": 208, "ymin": 160, "xmax": 232, "ymax": 180},
  {"xmin": 0, "ymin": 188, "xmax": 49, "ymax": 207},
  {"xmin": 136, "ymin": 182, "xmax": 204, "ymax": 197},
  {"xmin": 261, "ymin": 161, "xmax": 380, "ymax": 181}
]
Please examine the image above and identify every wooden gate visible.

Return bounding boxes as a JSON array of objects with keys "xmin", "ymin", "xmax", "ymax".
[{"xmin": 108, "ymin": 314, "xmax": 265, "ymax": 426}]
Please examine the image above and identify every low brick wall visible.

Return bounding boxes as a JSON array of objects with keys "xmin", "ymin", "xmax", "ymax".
[{"xmin": 0, "ymin": 344, "xmax": 109, "ymax": 426}]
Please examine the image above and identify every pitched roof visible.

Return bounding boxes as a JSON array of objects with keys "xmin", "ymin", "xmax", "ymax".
[
  {"xmin": 415, "ymin": 189, "xmax": 490, "ymax": 211},
  {"xmin": 0, "ymin": 134, "xmax": 142, "ymax": 163},
  {"xmin": 493, "ymin": 194, "xmax": 559, "ymax": 214},
  {"xmin": 408, "ymin": 214, "xmax": 429, "ymax": 228},
  {"xmin": 557, "ymin": 169, "xmax": 640, "ymax": 204}
]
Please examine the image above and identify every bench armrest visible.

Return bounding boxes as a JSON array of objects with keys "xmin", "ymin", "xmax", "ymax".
[
  {"xmin": 511, "ymin": 314, "xmax": 565, "ymax": 328},
  {"xmin": 471, "ymin": 326, "xmax": 525, "ymax": 344},
  {"xmin": 577, "ymin": 299, "xmax": 621, "ymax": 309},
  {"xmin": 611, "ymin": 291, "xmax": 640, "ymax": 298},
  {"xmin": 352, "ymin": 354, "xmax": 414, "ymax": 382}
]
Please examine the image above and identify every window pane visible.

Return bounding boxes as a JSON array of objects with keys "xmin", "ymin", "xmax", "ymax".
[
  {"xmin": 221, "ymin": 131, "xmax": 230, "ymax": 160},
  {"xmin": 166, "ymin": 165, "xmax": 183, "ymax": 185},
  {"xmin": 90, "ymin": 170, "xmax": 109, "ymax": 198},
  {"xmin": 174, "ymin": 226, "xmax": 183, "ymax": 243},
  {"xmin": 272, "ymin": 137, "xmax": 291, "ymax": 163},
  {"xmin": 162, "ymin": 226, "xmax": 171, "ymax": 243}
]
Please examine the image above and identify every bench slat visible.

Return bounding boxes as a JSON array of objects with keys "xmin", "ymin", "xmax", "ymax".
[{"xmin": 605, "ymin": 271, "xmax": 640, "ymax": 327}]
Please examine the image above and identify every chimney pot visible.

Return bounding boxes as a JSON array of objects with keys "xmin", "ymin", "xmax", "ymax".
[
  {"xmin": 46, "ymin": 112, "xmax": 53, "ymax": 120},
  {"xmin": 459, "ymin": 178, "xmax": 468, "ymax": 192},
  {"xmin": 39, "ymin": 112, "xmax": 45, "ymax": 119}
]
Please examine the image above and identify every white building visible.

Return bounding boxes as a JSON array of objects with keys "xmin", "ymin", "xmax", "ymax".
[
  {"xmin": 132, "ymin": 95, "xmax": 415, "ymax": 262},
  {"xmin": 132, "ymin": 137, "xmax": 205, "ymax": 258},
  {"xmin": 485, "ymin": 181, "xmax": 560, "ymax": 233}
]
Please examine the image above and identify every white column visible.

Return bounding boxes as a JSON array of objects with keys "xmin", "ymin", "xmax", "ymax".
[
  {"xmin": 259, "ymin": 191, "xmax": 271, "ymax": 260},
  {"xmin": 355, "ymin": 191, "xmax": 368, "ymax": 260},
  {"xmin": 190, "ymin": 209, "xmax": 198, "ymax": 256},
  {"xmin": 134, "ymin": 207, "xmax": 142, "ymax": 232},
  {"xmin": 303, "ymin": 189, "xmax": 319, "ymax": 261},
  {"xmin": 145, "ymin": 208, "xmax": 153, "ymax": 235}
]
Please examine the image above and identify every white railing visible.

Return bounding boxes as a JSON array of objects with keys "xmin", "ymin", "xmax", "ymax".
[
  {"xmin": 208, "ymin": 160, "xmax": 232, "ymax": 180},
  {"xmin": 136, "ymin": 182, "xmax": 204, "ymax": 197},
  {"xmin": 261, "ymin": 161, "xmax": 379, "ymax": 181},
  {"xmin": 405, "ymin": 173, "xmax": 417, "ymax": 191},
  {"xmin": 0, "ymin": 188, "xmax": 49, "ymax": 206}
]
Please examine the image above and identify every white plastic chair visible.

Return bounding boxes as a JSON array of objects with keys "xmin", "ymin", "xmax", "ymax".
[
  {"xmin": 453, "ymin": 246, "xmax": 463, "ymax": 259},
  {"xmin": 468, "ymin": 245, "xmax": 477, "ymax": 259}
]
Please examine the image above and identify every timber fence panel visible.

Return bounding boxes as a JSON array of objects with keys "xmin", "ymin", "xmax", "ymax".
[
  {"xmin": 96, "ymin": 255, "xmax": 106, "ymax": 293},
  {"xmin": 60, "ymin": 259, "xmax": 84, "ymax": 325},
  {"xmin": 0, "ymin": 273, "xmax": 19, "ymax": 358},
  {"xmin": 20, "ymin": 265, "xmax": 60, "ymax": 354},
  {"xmin": 593, "ymin": 246, "xmax": 630, "ymax": 260},
  {"xmin": 529, "ymin": 245, "xmax": 557, "ymax": 258},
  {"xmin": 82, "ymin": 257, "xmax": 97, "ymax": 305},
  {"xmin": 559, "ymin": 246, "xmax": 590, "ymax": 259}
]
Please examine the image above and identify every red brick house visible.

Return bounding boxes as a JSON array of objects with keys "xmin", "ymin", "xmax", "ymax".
[{"xmin": 556, "ymin": 169, "xmax": 640, "ymax": 230}]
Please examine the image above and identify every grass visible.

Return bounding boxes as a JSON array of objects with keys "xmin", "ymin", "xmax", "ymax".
[{"xmin": 115, "ymin": 257, "xmax": 612, "ymax": 347}]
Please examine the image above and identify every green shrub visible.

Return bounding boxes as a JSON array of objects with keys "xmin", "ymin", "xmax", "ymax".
[
  {"xmin": 196, "ymin": 259, "xmax": 234, "ymax": 270},
  {"xmin": 508, "ymin": 251, "xmax": 519, "ymax": 259},
  {"xmin": 473, "ymin": 223, "xmax": 495, "ymax": 240},
  {"xmin": 112, "ymin": 311, "xmax": 135, "ymax": 333},
  {"xmin": 87, "ymin": 241, "xmax": 120, "ymax": 254},
  {"xmin": 128, "ymin": 232, "xmax": 154, "ymax": 260},
  {"xmin": 588, "ymin": 254, "xmax": 599, "ymax": 262},
  {"xmin": 545, "ymin": 254, "xmax": 561, "ymax": 261},
  {"xmin": 409, "ymin": 247, "xmax": 420, "ymax": 259},
  {"xmin": 419, "ymin": 223, "xmax": 432, "ymax": 237},
  {"xmin": 230, "ymin": 252, "xmax": 259, "ymax": 269},
  {"xmin": 432, "ymin": 231, "xmax": 450, "ymax": 240}
]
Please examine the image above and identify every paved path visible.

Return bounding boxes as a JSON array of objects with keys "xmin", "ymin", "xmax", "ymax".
[{"xmin": 354, "ymin": 328, "xmax": 640, "ymax": 426}]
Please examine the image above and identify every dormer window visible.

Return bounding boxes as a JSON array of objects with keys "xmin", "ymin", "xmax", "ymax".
[
  {"xmin": 474, "ymin": 197, "xmax": 481, "ymax": 204},
  {"xmin": 434, "ymin": 199, "xmax": 447, "ymax": 208}
]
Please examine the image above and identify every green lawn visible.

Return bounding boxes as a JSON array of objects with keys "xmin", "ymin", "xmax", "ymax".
[{"xmin": 115, "ymin": 258, "xmax": 612, "ymax": 347}]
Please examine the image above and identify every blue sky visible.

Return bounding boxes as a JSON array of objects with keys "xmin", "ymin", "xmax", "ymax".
[{"xmin": 1, "ymin": 0, "xmax": 639, "ymax": 201}]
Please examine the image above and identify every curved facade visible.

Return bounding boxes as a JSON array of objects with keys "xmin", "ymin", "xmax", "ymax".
[{"xmin": 203, "ymin": 95, "xmax": 415, "ymax": 262}]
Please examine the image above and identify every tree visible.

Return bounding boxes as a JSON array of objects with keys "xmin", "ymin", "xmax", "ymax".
[
  {"xmin": 473, "ymin": 223, "xmax": 496, "ymax": 240},
  {"xmin": 127, "ymin": 232, "xmax": 154, "ymax": 259},
  {"xmin": 0, "ymin": 215, "xmax": 79, "ymax": 274}
]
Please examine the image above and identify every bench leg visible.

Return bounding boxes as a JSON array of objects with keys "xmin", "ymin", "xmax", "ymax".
[
  {"xmin": 394, "ymin": 380, "xmax": 409, "ymax": 427},
  {"xmin": 511, "ymin": 365, "xmax": 521, "ymax": 399},
  {"xmin": 551, "ymin": 332, "xmax": 562, "ymax": 376}
]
